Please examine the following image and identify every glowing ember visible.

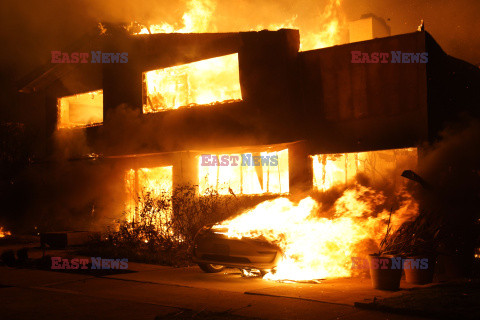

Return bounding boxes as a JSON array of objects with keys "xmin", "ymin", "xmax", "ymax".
[
  {"xmin": 214, "ymin": 185, "xmax": 418, "ymax": 281},
  {"xmin": 0, "ymin": 226, "xmax": 11, "ymax": 238}
]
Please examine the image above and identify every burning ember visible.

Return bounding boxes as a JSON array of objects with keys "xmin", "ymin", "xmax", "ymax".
[
  {"xmin": 213, "ymin": 185, "xmax": 418, "ymax": 281},
  {"xmin": 0, "ymin": 226, "xmax": 11, "ymax": 238}
]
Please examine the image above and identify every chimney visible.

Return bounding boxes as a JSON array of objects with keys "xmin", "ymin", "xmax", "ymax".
[{"xmin": 348, "ymin": 14, "xmax": 391, "ymax": 43}]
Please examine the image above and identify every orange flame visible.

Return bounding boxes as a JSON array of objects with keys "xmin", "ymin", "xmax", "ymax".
[
  {"xmin": 255, "ymin": 0, "xmax": 346, "ymax": 50},
  {"xmin": 124, "ymin": 166, "xmax": 173, "ymax": 222},
  {"xmin": 143, "ymin": 54, "xmax": 241, "ymax": 113},
  {"xmin": 136, "ymin": 0, "xmax": 216, "ymax": 34},
  {"xmin": 57, "ymin": 90, "xmax": 103, "ymax": 129},
  {"xmin": 135, "ymin": 0, "xmax": 346, "ymax": 113},
  {"xmin": 198, "ymin": 149, "xmax": 289, "ymax": 195},
  {"xmin": 136, "ymin": 0, "xmax": 345, "ymax": 51},
  {"xmin": 0, "ymin": 226, "xmax": 11, "ymax": 238},
  {"xmin": 215, "ymin": 185, "xmax": 418, "ymax": 281}
]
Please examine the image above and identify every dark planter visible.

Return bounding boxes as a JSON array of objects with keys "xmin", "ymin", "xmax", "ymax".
[
  {"xmin": 404, "ymin": 256, "xmax": 435, "ymax": 284},
  {"xmin": 368, "ymin": 254, "xmax": 403, "ymax": 290}
]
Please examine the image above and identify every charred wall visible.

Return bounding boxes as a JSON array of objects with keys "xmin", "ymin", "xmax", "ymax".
[
  {"xmin": 96, "ymin": 29, "xmax": 301, "ymax": 156},
  {"xmin": 299, "ymin": 31, "xmax": 429, "ymax": 155},
  {"xmin": 20, "ymin": 29, "xmax": 480, "ymax": 160}
]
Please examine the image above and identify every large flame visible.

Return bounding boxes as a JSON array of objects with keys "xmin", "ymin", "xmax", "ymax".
[
  {"xmin": 215, "ymin": 185, "xmax": 418, "ymax": 281},
  {"xmin": 255, "ymin": 0, "xmax": 345, "ymax": 50},
  {"xmin": 213, "ymin": 148, "xmax": 418, "ymax": 281},
  {"xmin": 135, "ymin": 0, "xmax": 345, "ymax": 50},
  {"xmin": 143, "ymin": 54, "xmax": 241, "ymax": 113},
  {"xmin": 135, "ymin": 0, "xmax": 345, "ymax": 113},
  {"xmin": 136, "ymin": 0, "xmax": 216, "ymax": 34}
]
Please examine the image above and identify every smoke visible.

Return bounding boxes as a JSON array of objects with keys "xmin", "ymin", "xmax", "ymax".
[
  {"xmin": 1, "ymin": 0, "xmax": 479, "ymax": 80},
  {"xmin": 5, "ymin": 157, "xmax": 125, "ymax": 233},
  {"xmin": 417, "ymin": 117, "xmax": 480, "ymax": 215}
]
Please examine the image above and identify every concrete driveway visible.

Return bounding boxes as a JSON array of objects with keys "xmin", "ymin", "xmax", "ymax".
[{"xmin": 0, "ymin": 260, "xmax": 429, "ymax": 320}]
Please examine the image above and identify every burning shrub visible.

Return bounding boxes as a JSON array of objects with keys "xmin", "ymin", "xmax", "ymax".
[{"xmin": 92, "ymin": 184, "xmax": 271, "ymax": 265}]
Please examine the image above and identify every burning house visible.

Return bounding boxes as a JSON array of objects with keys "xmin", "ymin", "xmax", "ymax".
[{"xmin": 15, "ymin": 16, "xmax": 480, "ymax": 280}]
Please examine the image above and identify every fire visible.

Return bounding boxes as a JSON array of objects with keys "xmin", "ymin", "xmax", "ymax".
[
  {"xmin": 136, "ymin": 1, "xmax": 240, "ymax": 113},
  {"xmin": 136, "ymin": 0, "xmax": 345, "ymax": 51},
  {"xmin": 312, "ymin": 148, "xmax": 418, "ymax": 191},
  {"xmin": 124, "ymin": 166, "xmax": 173, "ymax": 222},
  {"xmin": 255, "ymin": 0, "xmax": 346, "ymax": 50},
  {"xmin": 0, "ymin": 226, "xmax": 11, "ymax": 238},
  {"xmin": 57, "ymin": 90, "xmax": 103, "ymax": 129},
  {"xmin": 136, "ymin": 0, "xmax": 216, "ymax": 34},
  {"xmin": 300, "ymin": 0, "xmax": 345, "ymax": 50},
  {"xmin": 211, "ymin": 148, "xmax": 418, "ymax": 281},
  {"xmin": 198, "ymin": 149, "xmax": 289, "ymax": 195},
  {"xmin": 135, "ymin": 0, "xmax": 346, "ymax": 113},
  {"xmin": 125, "ymin": 3, "xmax": 415, "ymax": 281},
  {"xmin": 214, "ymin": 185, "xmax": 418, "ymax": 281},
  {"xmin": 143, "ymin": 54, "xmax": 241, "ymax": 113}
]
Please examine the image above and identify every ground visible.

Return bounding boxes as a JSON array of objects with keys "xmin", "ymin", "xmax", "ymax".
[
  {"xmin": 1, "ymin": 243, "xmax": 476, "ymax": 320},
  {"xmin": 0, "ymin": 264, "xmax": 429, "ymax": 320}
]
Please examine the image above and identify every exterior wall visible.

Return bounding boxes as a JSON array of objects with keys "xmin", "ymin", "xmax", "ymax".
[
  {"xmin": 24, "ymin": 30, "xmax": 441, "ymax": 161},
  {"xmin": 91, "ymin": 30, "xmax": 301, "ymax": 156},
  {"xmin": 96, "ymin": 31, "xmax": 430, "ymax": 157},
  {"xmin": 22, "ymin": 30, "xmax": 480, "ymax": 162},
  {"xmin": 299, "ymin": 31, "xmax": 429, "ymax": 154}
]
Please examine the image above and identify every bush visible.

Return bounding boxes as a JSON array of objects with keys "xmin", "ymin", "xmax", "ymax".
[{"xmin": 89, "ymin": 184, "xmax": 275, "ymax": 266}]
